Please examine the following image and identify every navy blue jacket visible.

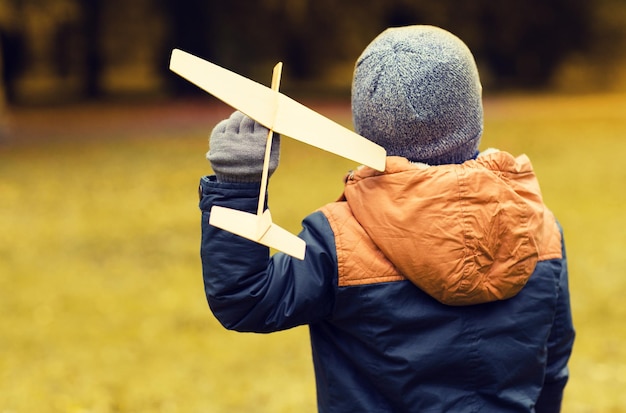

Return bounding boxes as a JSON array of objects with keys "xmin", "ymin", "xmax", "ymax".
[{"xmin": 200, "ymin": 153, "xmax": 575, "ymax": 412}]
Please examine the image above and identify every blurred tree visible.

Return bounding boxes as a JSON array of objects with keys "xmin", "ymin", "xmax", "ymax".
[
  {"xmin": 159, "ymin": 0, "xmax": 213, "ymax": 95},
  {"xmin": 0, "ymin": 1, "xmax": 12, "ymax": 103},
  {"xmin": 82, "ymin": 0, "xmax": 103, "ymax": 98},
  {"xmin": 281, "ymin": 0, "xmax": 387, "ymax": 80},
  {"xmin": 579, "ymin": 0, "xmax": 626, "ymax": 89},
  {"xmin": 96, "ymin": 0, "xmax": 167, "ymax": 96},
  {"xmin": 0, "ymin": 0, "xmax": 20, "ymax": 138},
  {"xmin": 474, "ymin": 0, "xmax": 591, "ymax": 89},
  {"xmin": 12, "ymin": 0, "xmax": 82, "ymax": 103}
]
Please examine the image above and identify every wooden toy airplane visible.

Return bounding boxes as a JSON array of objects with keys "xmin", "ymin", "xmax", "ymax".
[{"xmin": 169, "ymin": 49, "xmax": 386, "ymax": 260}]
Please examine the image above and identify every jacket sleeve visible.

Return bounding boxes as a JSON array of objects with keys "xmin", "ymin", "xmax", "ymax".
[
  {"xmin": 198, "ymin": 176, "xmax": 338, "ymax": 333},
  {"xmin": 535, "ymin": 224, "xmax": 575, "ymax": 413}
]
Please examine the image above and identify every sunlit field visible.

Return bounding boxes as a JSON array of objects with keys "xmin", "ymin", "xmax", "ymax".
[{"xmin": 1, "ymin": 93, "xmax": 625, "ymax": 412}]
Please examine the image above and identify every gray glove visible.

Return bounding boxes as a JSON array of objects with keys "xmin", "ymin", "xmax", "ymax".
[{"xmin": 207, "ymin": 111, "xmax": 280, "ymax": 183}]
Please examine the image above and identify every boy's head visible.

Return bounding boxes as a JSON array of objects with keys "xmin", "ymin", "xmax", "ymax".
[{"xmin": 352, "ymin": 25, "xmax": 483, "ymax": 165}]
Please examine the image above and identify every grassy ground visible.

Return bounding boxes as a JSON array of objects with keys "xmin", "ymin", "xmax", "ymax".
[{"xmin": 1, "ymin": 94, "xmax": 625, "ymax": 412}]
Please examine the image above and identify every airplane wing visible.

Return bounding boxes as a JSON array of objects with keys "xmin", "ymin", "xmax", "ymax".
[{"xmin": 169, "ymin": 49, "xmax": 386, "ymax": 171}]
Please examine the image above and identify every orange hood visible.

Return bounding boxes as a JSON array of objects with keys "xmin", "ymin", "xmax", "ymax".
[{"xmin": 342, "ymin": 151, "xmax": 561, "ymax": 305}]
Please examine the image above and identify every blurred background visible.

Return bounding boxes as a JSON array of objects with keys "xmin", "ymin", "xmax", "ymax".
[
  {"xmin": 0, "ymin": 0, "xmax": 626, "ymax": 109},
  {"xmin": 1, "ymin": 1, "xmax": 626, "ymax": 412}
]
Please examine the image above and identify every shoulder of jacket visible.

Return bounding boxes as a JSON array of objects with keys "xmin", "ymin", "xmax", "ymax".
[
  {"xmin": 319, "ymin": 202, "xmax": 404, "ymax": 287},
  {"xmin": 536, "ymin": 208, "xmax": 563, "ymax": 261}
]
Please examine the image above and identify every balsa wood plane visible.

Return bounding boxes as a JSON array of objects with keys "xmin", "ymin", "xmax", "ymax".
[{"xmin": 169, "ymin": 49, "xmax": 386, "ymax": 260}]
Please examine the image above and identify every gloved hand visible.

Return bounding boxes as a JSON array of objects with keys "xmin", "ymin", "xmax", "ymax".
[{"xmin": 207, "ymin": 111, "xmax": 280, "ymax": 183}]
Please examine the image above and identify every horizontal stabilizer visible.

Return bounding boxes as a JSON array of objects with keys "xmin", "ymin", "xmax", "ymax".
[{"xmin": 209, "ymin": 206, "xmax": 306, "ymax": 260}]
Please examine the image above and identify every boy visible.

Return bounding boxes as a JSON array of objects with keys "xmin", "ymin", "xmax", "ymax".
[{"xmin": 199, "ymin": 25, "xmax": 574, "ymax": 412}]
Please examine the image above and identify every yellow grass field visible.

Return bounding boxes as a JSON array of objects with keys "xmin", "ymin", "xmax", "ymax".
[{"xmin": 1, "ymin": 94, "xmax": 625, "ymax": 412}]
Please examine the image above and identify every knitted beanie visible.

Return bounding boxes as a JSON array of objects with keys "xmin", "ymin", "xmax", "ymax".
[{"xmin": 352, "ymin": 25, "xmax": 483, "ymax": 165}]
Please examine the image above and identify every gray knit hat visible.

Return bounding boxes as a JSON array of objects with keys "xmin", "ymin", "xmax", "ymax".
[{"xmin": 352, "ymin": 25, "xmax": 483, "ymax": 165}]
